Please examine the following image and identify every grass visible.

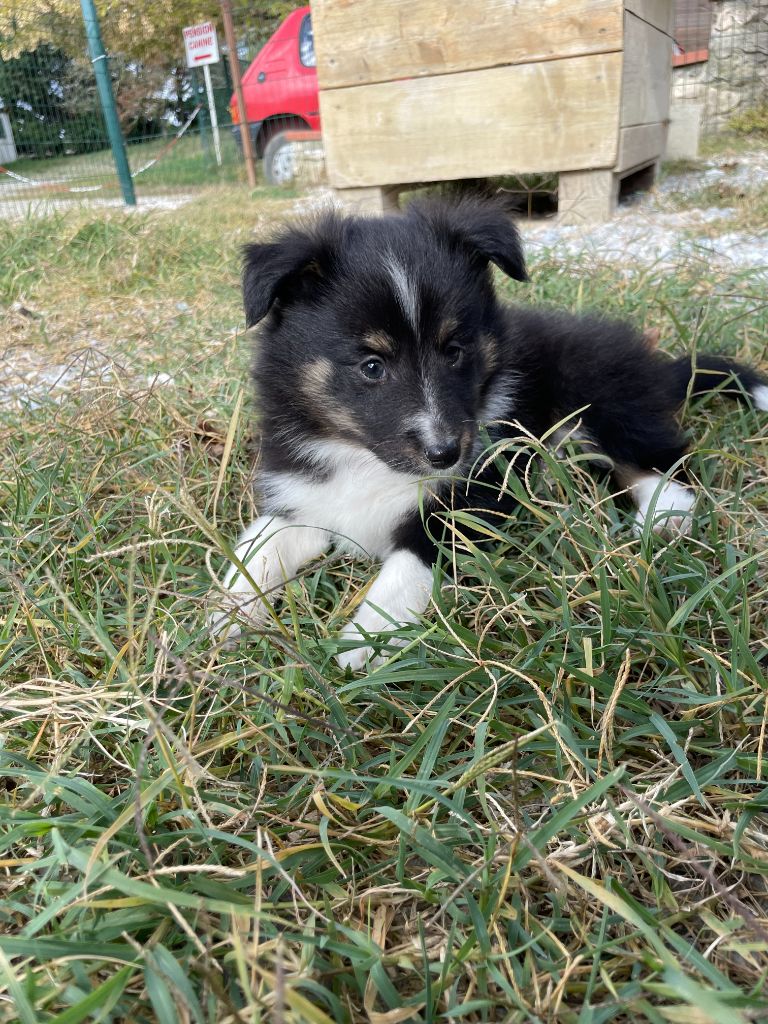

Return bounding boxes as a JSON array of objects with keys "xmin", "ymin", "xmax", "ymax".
[
  {"xmin": 699, "ymin": 131, "xmax": 766, "ymax": 160},
  {"xmin": 1, "ymin": 188, "xmax": 768, "ymax": 1023},
  {"xmin": 657, "ymin": 148, "xmax": 768, "ymax": 237},
  {"xmin": 2, "ymin": 131, "xmax": 251, "ymax": 211}
]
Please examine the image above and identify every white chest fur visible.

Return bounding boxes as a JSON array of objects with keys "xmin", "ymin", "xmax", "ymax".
[{"xmin": 261, "ymin": 441, "xmax": 424, "ymax": 559}]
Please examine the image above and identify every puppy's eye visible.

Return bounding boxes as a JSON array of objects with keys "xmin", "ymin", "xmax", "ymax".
[
  {"xmin": 360, "ymin": 357, "xmax": 386, "ymax": 381},
  {"xmin": 445, "ymin": 344, "xmax": 464, "ymax": 368}
]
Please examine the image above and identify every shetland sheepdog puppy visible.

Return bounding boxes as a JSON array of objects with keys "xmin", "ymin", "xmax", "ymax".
[{"xmin": 211, "ymin": 197, "xmax": 768, "ymax": 669}]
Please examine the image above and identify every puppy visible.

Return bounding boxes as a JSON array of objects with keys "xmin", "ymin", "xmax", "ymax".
[{"xmin": 211, "ymin": 196, "xmax": 768, "ymax": 670}]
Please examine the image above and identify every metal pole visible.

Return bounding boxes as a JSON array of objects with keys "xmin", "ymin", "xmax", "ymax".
[
  {"xmin": 220, "ymin": 0, "xmax": 257, "ymax": 188},
  {"xmin": 194, "ymin": 68, "xmax": 212, "ymax": 161},
  {"xmin": 203, "ymin": 64, "xmax": 222, "ymax": 166},
  {"xmin": 80, "ymin": 0, "xmax": 136, "ymax": 205}
]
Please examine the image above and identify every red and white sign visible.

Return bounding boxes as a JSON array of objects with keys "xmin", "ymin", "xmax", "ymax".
[{"xmin": 182, "ymin": 22, "xmax": 220, "ymax": 68}]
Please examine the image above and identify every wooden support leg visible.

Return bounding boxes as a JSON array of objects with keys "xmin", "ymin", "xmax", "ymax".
[
  {"xmin": 333, "ymin": 185, "xmax": 401, "ymax": 215},
  {"xmin": 624, "ymin": 161, "xmax": 659, "ymax": 193},
  {"xmin": 557, "ymin": 169, "xmax": 618, "ymax": 225}
]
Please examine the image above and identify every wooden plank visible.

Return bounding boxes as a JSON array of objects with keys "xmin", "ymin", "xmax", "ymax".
[
  {"xmin": 321, "ymin": 53, "xmax": 622, "ymax": 188},
  {"xmin": 673, "ymin": 49, "xmax": 709, "ymax": 67},
  {"xmin": 620, "ymin": 12, "xmax": 673, "ymax": 127},
  {"xmin": 623, "ymin": 0, "xmax": 674, "ymax": 36},
  {"xmin": 313, "ymin": 0, "xmax": 623, "ymax": 90},
  {"xmin": 617, "ymin": 122, "xmax": 667, "ymax": 172}
]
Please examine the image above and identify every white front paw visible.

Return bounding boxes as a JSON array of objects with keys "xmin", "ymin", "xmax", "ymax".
[
  {"xmin": 337, "ymin": 616, "xmax": 389, "ymax": 671},
  {"xmin": 335, "ymin": 552, "xmax": 433, "ymax": 671},
  {"xmin": 337, "ymin": 617, "xmax": 404, "ymax": 671},
  {"xmin": 336, "ymin": 640, "xmax": 374, "ymax": 672}
]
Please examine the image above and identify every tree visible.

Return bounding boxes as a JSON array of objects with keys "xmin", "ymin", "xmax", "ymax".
[
  {"xmin": 0, "ymin": 1, "xmax": 295, "ymax": 65},
  {"xmin": 0, "ymin": 44, "xmax": 107, "ymax": 155},
  {"xmin": 0, "ymin": 0, "xmax": 296, "ymax": 157}
]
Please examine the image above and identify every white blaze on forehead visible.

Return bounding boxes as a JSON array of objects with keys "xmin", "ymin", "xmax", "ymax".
[
  {"xmin": 383, "ymin": 252, "xmax": 419, "ymax": 331},
  {"xmin": 421, "ymin": 376, "xmax": 440, "ymax": 418}
]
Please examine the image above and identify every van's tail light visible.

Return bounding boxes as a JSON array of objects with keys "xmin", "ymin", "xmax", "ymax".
[{"xmin": 230, "ymin": 100, "xmax": 240, "ymax": 125}]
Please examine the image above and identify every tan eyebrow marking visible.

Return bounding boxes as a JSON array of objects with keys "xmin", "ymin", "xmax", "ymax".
[
  {"xmin": 363, "ymin": 331, "xmax": 396, "ymax": 356},
  {"xmin": 437, "ymin": 317, "xmax": 459, "ymax": 347}
]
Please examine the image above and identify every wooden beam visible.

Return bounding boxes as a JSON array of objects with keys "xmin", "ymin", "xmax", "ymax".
[
  {"xmin": 617, "ymin": 122, "xmax": 667, "ymax": 172},
  {"xmin": 313, "ymin": 0, "xmax": 623, "ymax": 90},
  {"xmin": 321, "ymin": 53, "xmax": 622, "ymax": 188},
  {"xmin": 558, "ymin": 169, "xmax": 619, "ymax": 224}
]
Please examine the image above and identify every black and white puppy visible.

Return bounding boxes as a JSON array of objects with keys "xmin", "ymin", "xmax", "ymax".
[{"xmin": 211, "ymin": 196, "xmax": 768, "ymax": 669}]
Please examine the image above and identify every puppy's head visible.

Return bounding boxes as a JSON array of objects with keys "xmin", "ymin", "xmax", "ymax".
[{"xmin": 244, "ymin": 196, "xmax": 526, "ymax": 476}]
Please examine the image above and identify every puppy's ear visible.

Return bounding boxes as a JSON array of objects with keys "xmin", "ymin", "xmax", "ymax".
[
  {"xmin": 242, "ymin": 217, "xmax": 340, "ymax": 326},
  {"xmin": 409, "ymin": 196, "xmax": 528, "ymax": 282}
]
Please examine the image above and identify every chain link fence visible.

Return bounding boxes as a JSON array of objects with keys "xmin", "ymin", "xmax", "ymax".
[{"xmin": 1, "ymin": 1, "xmax": 766, "ymax": 219}]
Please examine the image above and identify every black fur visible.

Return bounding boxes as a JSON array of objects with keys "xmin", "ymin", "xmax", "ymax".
[{"xmin": 239, "ymin": 195, "xmax": 766, "ymax": 573}]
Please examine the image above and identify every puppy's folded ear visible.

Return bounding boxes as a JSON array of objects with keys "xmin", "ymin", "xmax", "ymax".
[
  {"xmin": 408, "ymin": 196, "xmax": 528, "ymax": 282},
  {"xmin": 242, "ymin": 215, "xmax": 342, "ymax": 326}
]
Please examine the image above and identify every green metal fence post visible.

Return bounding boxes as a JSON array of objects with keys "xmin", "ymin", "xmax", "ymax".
[{"xmin": 79, "ymin": 0, "xmax": 136, "ymax": 206}]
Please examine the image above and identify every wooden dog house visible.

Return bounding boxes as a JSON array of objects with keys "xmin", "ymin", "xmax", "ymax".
[{"xmin": 312, "ymin": 0, "xmax": 674, "ymax": 222}]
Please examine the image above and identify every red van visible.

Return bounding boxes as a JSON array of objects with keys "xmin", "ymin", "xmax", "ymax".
[{"xmin": 230, "ymin": 6, "xmax": 321, "ymax": 184}]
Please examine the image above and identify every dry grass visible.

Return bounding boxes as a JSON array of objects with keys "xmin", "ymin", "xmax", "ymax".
[{"xmin": 1, "ymin": 187, "xmax": 768, "ymax": 1023}]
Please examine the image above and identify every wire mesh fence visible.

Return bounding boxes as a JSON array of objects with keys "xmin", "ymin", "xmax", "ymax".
[
  {"xmin": 673, "ymin": 0, "xmax": 768, "ymax": 129},
  {"xmin": 0, "ymin": 1, "xmax": 767, "ymax": 220}
]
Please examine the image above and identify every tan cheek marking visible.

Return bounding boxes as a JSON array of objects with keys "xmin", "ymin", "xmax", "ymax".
[
  {"xmin": 478, "ymin": 332, "xmax": 500, "ymax": 372},
  {"xmin": 301, "ymin": 357, "xmax": 362, "ymax": 437},
  {"xmin": 324, "ymin": 404, "xmax": 363, "ymax": 436},
  {"xmin": 302, "ymin": 357, "xmax": 334, "ymax": 403},
  {"xmin": 364, "ymin": 331, "xmax": 395, "ymax": 357}
]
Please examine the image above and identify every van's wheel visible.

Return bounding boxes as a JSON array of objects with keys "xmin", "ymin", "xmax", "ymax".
[{"xmin": 263, "ymin": 131, "xmax": 297, "ymax": 186}]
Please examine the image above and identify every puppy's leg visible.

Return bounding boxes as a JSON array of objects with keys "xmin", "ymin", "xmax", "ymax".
[
  {"xmin": 621, "ymin": 469, "xmax": 696, "ymax": 536},
  {"xmin": 336, "ymin": 549, "xmax": 433, "ymax": 672},
  {"xmin": 574, "ymin": 386, "xmax": 695, "ymax": 535},
  {"xmin": 211, "ymin": 516, "xmax": 329, "ymax": 638}
]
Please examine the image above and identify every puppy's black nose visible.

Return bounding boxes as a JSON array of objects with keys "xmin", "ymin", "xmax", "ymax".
[{"xmin": 424, "ymin": 438, "xmax": 460, "ymax": 469}]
